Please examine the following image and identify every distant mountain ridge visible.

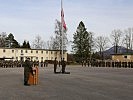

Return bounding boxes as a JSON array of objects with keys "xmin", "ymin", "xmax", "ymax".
[{"xmin": 103, "ymin": 46, "xmax": 133, "ymax": 57}]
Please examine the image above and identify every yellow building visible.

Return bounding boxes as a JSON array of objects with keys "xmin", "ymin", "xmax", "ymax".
[
  {"xmin": 112, "ymin": 53, "xmax": 133, "ymax": 62},
  {"xmin": 0, "ymin": 48, "xmax": 67, "ymax": 62}
]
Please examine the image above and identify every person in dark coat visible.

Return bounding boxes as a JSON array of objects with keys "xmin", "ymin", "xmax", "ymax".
[
  {"xmin": 61, "ymin": 58, "xmax": 66, "ymax": 73},
  {"xmin": 54, "ymin": 57, "xmax": 58, "ymax": 73},
  {"xmin": 24, "ymin": 58, "xmax": 32, "ymax": 86}
]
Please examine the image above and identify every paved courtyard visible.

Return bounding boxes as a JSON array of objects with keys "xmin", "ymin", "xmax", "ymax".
[{"xmin": 0, "ymin": 65, "xmax": 133, "ymax": 100}]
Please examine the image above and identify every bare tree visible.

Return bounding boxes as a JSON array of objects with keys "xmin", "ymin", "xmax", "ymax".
[
  {"xmin": 110, "ymin": 29, "xmax": 123, "ymax": 54},
  {"xmin": 46, "ymin": 36, "xmax": 55, "ymax": 50},
  {"xmin": 46, "ymin": 41, "xmax": 50, "ymax": 50},
  {"xmin": 95, "ymin": 36, "xmax": 109, "ymax": 59},
  {"xmin": 32, "ymin": 34, "xmax": 45, "ymax": 49},
  {"xmin": 0, "ymin": 32, "xmax": 7, "ymax": 47},
  {"xmin": 52, "ymin": 19, "xmax": 68, "ymax": 51},
  {"xmin": 123, "ymin": 28, "xmax": 133, "ymax": 52}
]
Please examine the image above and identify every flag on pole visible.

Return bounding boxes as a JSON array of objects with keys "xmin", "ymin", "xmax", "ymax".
[
  {"xmin": 61, "ymin": 7, "xmax": 67, "ymax": 30},
  {"xmin": 61, "ymin": 0, "xmax": 66, "ymax": 59}
]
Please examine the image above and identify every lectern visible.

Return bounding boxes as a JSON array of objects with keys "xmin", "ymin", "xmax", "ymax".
[{"xmin": 28, "ymin": 66, "xmax": 38, "ymax": 85}]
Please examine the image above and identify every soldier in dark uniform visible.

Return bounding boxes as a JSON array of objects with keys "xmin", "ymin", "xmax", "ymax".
[
  {"xmin": 43, "ymin": 60, "xmax": 46, "ymax": 67},
  {"xmin": 45, "ymin": 60, "xmax": 48, "ymax": 67},
  {"xmin": 87, "ymin": 60, "xmax": 90, "ymax": 67},
  {"xmin": 41, "ymin": 60, "xmax": 43, "ymax": 67},
  {"xmin": 61, "ymin": 58, "xmax": 66, "ymax": 73},
  {"xmin": 54, "ymin": 57, "xmax": 58, "ymax": 73},
  {"xmin": 0, "ymin": 60, "xmax": 2, "ymax": 68},
  {"xmin": 81, "ymin": 60, "xmax": 84, "ymax": 67},
  {"xmin": 131, "ymin": 61, "xmax": 133, "ymax": 68},
  {"xmin": 59, "ymin": 61, "xmax": 61, "ymax": 67},
  {"xmin": 23, "ymin": 58, "xmax": 32, "ymax": 86}
]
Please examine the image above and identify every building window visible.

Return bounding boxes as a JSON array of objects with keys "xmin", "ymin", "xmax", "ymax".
[
  {"xmin": 3, "ymin": 49, "xmax": 6, "ymax": 53},
  {"xmin": 51, "ymin": 51, "xmax": 53, "ymax": 54},
  {"xmin": 41, "ymin": 51, "xmax": 43, "ymax": 54},
  {"xmin": 21, "ymin": 50, "xmax": 23, "ymax": 53},
  {"xmin": 46, "ymin": 51, "xmax": 48, "ymax": 54},
  {"xmin": 36, "ymin": 57, "xmax": 38, "ymax": 60},
  {"xmin": 12, "ymin": 50, "xmax": 14, "ymax": 53},
  {"xmin": 25, "ymin": 50, "xmax": 28, "ymax": 53},
  {"xmin": 51, "ymin": 57, "xmax": 53, "ymax": 60},
  {"xmin": 41, "ymin": 57, "xmax": 43, "ymax": 60},
  {"xmin": 31, "ymin": 57, "xmax": 33, "ymax": 60},
  {"xmin": 12, "ymin": 57, "xmax": 14, "ymax": 59},
  {"xmin": 36, "ymin": 51, "xmax": 38, "ymax": 53},
  {"xmin": 31, "ymin": 50, "xmax": 33, "ymax": 53},
  {"xmin": 124, "ymin": 56, "xmax": 127, "ymax": 59},
  {"xmin": 16, "ymin": 57, "xmax": 18, "ymax": 60}
]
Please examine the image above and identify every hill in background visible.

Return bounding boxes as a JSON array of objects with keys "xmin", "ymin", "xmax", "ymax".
[{"xmin": 103, "ymin": 46, "xmax": 133, "ymax": 58}]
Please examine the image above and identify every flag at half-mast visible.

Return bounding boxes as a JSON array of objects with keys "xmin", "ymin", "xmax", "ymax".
[{"xmin": 61, "ymin": 7, "xmax": 67, "ymax": 30}]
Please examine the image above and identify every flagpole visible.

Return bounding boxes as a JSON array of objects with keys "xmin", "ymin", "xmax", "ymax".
[{"xmin": 61, "ymin": 0, "xmax": 64, "ymax": 60}]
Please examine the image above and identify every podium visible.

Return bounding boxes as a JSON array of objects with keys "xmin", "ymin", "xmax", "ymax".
[{"xmin": 28, "ymin": 67, "xmax": 38, "ymax": 85}]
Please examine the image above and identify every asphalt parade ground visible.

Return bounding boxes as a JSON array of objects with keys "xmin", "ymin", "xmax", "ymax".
[{"xmin": 0, "ymin": 65, "xmax": 133, "ymax": 100}]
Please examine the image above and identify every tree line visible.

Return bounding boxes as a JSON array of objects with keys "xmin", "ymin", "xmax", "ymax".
[{"xmin": 0, "ymin": 20, "xmax": 133, "ymax": 63}]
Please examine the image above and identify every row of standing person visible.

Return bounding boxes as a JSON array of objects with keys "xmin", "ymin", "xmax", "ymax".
[
  {"xmin": 0, "ymin": 60, "xmax": 22, "ymax": 68},
  {"xmin": 0, "ymin": 60, "xmax": 49, "ymax": 68},
  {"xmin": 81, "ymin": 60, "xmax": 133, "ymax": 68}
]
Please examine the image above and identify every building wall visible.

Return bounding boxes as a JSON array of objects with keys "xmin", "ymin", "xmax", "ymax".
[
  {"xmin": 112, "ymin": 54, "xmax": 133, "ymax": 62},
  {"xmin": 0, "ymin": 48, "xmax": 67, "ymax": 62}
]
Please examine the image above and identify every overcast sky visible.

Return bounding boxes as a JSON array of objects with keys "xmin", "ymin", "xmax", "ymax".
[{"xmin": 0, "ymin": 0, "xmax": 133, "ymax": 50}]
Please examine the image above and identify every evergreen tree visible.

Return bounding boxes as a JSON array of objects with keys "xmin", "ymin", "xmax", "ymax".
[
  {"xmin": 21, "ymin": 40, "xmax": 31, "ymax": 48},
  {"xmin": 21, "ymin": 40, "xmax": 27, "ymax": 48},
  {"xmin": 72, "ymin": 21, "xmax": 94, "ymax": 63},
  {"xmin": 5, "ymin": 33, "xmax": 20, "ymax": 48},
  {"xmin": 12, "ymin": 40, "xmax": 20, "ymax": 48},
  {"xmin": 27, "ymin": 41, "xmax": 31, "ymax": 48}
]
